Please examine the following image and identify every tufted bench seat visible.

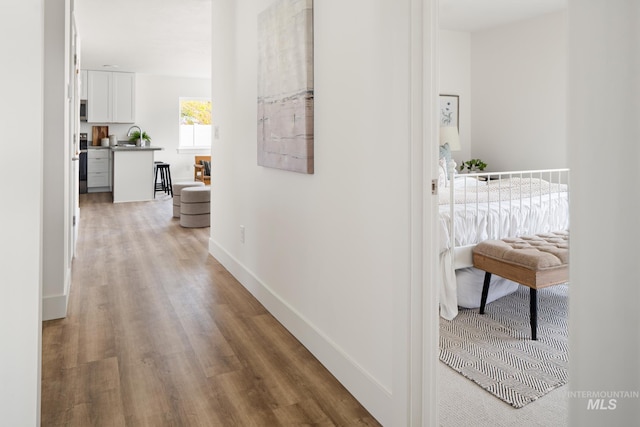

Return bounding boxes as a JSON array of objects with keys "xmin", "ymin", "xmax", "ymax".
[{"xmin": 472, "ymin": 231, "xmax": 569, "ymax": 340}]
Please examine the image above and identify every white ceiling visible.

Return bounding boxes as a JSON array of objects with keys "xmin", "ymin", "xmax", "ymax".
[
  {"xmin": 74, "ymin": 0, "xmax": 212, "ymax": 79},
  {"xmin": 74, "ymin": 0, "xmax": 566, "ymax": 80},
  {"xmin": 440, "ymin": 0, "xmax": 567, "ymax": 32}
]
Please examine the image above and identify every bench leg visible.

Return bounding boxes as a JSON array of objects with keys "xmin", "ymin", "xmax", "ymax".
[
  {"xmin": 530, "ymin": 288, "xmax": 538, "ymax": 340},
  {"xmin": 479, "ymin": 272, "xmax": 492, "ymax": 314}
]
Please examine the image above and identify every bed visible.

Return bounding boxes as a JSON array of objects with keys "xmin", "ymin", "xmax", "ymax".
[{"xmin": 438, "ymin": 168, "xmax": 570, "ymax": 320}]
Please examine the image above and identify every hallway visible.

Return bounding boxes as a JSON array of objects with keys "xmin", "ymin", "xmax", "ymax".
[{"xmin": 41, "ymin": 193, "xmax": 379, "ymax": 426}]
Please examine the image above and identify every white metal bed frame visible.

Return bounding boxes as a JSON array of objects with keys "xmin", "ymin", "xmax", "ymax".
[{"xmin": 446, "ymin": 168, "xmax": 570, "ymax": 270}]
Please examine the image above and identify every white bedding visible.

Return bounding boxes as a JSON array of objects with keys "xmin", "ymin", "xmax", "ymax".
[
  {"xmin": 439, "ymin": 177, "xmax": 569, "ymax": 252},
  {"xmin": 438, "ymin": 175, "xmax": 569, "ymax": 320},
  {"xmin": 455, "ymin": 267, "xmax": 520, "ymax": 308}
]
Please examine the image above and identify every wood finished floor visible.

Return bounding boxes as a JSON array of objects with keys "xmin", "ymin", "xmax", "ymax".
[{"xmin": 42, "ymin": 192, "xmax": 380, "ymax": 426}]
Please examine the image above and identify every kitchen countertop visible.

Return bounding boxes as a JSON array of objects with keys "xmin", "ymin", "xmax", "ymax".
[
  {"xmin": 87, "ymin": 143, "xmax": 162, "ymax": 151},
  {"xmin": 111, "ymin": 145, "xmax": 163, "ymax": 151}
]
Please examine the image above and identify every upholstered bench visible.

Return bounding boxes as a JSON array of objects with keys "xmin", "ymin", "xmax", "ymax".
[
  {"xmin": 472, "ymin": 231, "xmax": 569, "ymax": 340},
  {"xmin": 180, "ymin": 186, "xmax": 211, "ymax": 228},
  {"xmin": 172, "ymin": 181, "xmax": 205, "ymax": 218}
]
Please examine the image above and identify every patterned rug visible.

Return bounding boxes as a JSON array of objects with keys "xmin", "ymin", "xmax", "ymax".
[{"xmin": 439, "ymin": 284, "xmax": 569, "ymax": 408}]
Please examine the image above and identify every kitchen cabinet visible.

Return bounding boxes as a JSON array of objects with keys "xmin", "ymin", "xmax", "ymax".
[
  {"xmin": 87, "ymin": 148, "xmax": 112, "ymax": 192},
  {"xmin": 112, "ymin": 72, "xmax": 135, "ymax": 122},
  {"xmin": 111, "ymin": 146, "xmax": 163, "ymax": 203},
  {"xmin": 86, "ymin": 70, "xmax": 135, "ymax": 123}
]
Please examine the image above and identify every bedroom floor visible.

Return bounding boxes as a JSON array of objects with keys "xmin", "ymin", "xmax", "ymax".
[{"xmin": 439, "ymin": 362, "xmax": 568, "ymax": 426}]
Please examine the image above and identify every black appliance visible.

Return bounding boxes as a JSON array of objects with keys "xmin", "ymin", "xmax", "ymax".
[
  {"xmin": 79, "ymin": 133, "xmax": 88, "ymax": 194},
  {"xmin": 79, "ymin": 100, "xmax": 87, "ymax": 121}
]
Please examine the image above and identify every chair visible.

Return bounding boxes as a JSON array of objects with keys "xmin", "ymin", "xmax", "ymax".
[{"xmin": 194, "ymin": 155, "xmax": 211, "ymax": 185}]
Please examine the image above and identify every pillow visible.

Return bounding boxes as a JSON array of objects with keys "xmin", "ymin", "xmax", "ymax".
[
  {"xmin": 447, "ymin": 158, "xmax": 457, "ymax": 178},
  {"xmin": 438, "ymin": 158, "xmax": 448, "ymax": 188},
  {"xmin": 439, "ymin": 143, "xmax": 451, "ymax": 164},
  {"xmin": 200, "ymin": 160, "xmax": 211, "ymax": 176}
]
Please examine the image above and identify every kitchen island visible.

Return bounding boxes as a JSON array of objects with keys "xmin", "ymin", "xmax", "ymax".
[{"xmin": 111, "ymin": 145, "xmax": 163, "ymax": 203}]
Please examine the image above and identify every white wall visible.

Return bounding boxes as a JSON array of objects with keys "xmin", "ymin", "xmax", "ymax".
[
  {"xmin": 0, "ymin": 0, "xmax": 43, "ymax": 423},
  {"xmin": 81, "ymin": 74, "xmax": 211, "ymax": 181},
  {"xmin": 471, "ymin": 11, "xmax": 567, "ymax": 171},
  {"xmin": 439, "ymin": 30, "xmax": 471, "ymax": 164},
  {"xmin": 568, "ymin": 0, "xmax": 640, "ymax": 424},
  {"xmin": 42, "ymin": 0, "xmax": 72, "ymax": 321},
  {"xmin": 210, "ymin": 0, "xmax": 413, "ymax": 423},
  {"xmin": 2, "ymin": 1, "xmax": 635, "ymax": 425}
]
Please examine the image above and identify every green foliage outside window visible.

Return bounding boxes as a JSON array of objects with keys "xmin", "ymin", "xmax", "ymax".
[{"xmin": 180, "ymin": 99, "xmax": 212, "ymax": 125}]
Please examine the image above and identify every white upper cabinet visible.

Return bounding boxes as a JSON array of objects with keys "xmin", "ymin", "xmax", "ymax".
[
  {"xmin": 87, "ymin": 71, "xmax": 111, "ymax": 122},
  {"xmin": 79, "ymin": 70, "xmax": 88, "ymax": 100},
  {"xmin": 86, "ymin": 70, "xmax": 135, "ymax": 123},
  {"xmin": 112, "ymin": 72, "xmax": 135, "ymax": 123}
]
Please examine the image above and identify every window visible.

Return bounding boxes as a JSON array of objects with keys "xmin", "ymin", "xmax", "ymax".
[{"xmin": 179, "ymin": 98, "xmax": 212, "ymax": 149}]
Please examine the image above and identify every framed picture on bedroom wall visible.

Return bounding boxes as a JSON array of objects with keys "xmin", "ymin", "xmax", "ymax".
[{"xmin": 439, "ymin": 94, "xmax": 459, "ymax": 130}]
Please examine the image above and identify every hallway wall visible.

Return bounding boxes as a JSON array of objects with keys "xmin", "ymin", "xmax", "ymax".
[
  {"xmin": 0, "ymin": 0, "xmax": 44, "ymax": 424},
  {"xmin": 209, "ymin": 0, "xmax": 412, "ymax": 423},
  {"xmin": 567, "ymin": 0, "xmax": 640, "ymax": 424},
  {"xmin": 42, "ymin": 0, "xmax": 72, "ymax": 321}
]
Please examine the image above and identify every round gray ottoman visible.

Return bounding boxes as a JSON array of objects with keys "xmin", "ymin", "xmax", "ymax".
[
  {"xmin": 180, "ymin": 186, "xmax": 211, "ymax": 228},
  {"xmin": 172, "ymin": 181, "xmax": 205, "ymax": 218}
]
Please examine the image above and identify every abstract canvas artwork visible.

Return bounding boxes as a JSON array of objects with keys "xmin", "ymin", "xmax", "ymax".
[{"xmin": 257, "ymin": 0, "xmax": 314, "ymax": 174}]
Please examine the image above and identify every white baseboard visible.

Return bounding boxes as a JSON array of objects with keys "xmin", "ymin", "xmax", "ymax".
[
  {"xmin": 42, "ymin": 267, "xmax": 71, "ymax": 321},
  {"xmin": 208, "ymin": 238, "xmax": 391, "ymax": 425}
]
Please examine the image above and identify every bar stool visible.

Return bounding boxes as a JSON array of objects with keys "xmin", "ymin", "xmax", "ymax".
[
  {"xmin": 154, "ymin": 162, "xmax": 173, "ymax": 198},
  {"xmin": 154, "ymin": 161, "xmax": 164, "ymax": 194}
]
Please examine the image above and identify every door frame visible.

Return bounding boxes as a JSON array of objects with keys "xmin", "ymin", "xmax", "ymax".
[{"xmin": 394, "ymin": 0, "xmax": 439, "ymax": 425}]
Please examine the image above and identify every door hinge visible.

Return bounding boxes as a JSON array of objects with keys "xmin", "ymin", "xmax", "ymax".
[
  {"xmin": 73, "ymin": 216, "xmax": 76, "ymax": 226},
  {"xmin": 431, "ymin": 179, "xmax": 438, "ymax": 195}
]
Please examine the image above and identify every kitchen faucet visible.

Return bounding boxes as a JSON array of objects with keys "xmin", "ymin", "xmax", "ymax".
[{"xmin": 127, "ymin": 125, "xmax": 143, "ymax": 146}]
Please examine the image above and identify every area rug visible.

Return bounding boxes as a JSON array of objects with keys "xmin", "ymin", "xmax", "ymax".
[{"xmin": 439, "ymin": 284, "xmax": 569, "ymax": 408}]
